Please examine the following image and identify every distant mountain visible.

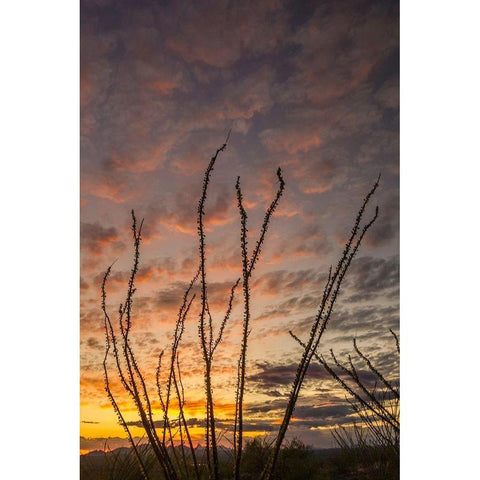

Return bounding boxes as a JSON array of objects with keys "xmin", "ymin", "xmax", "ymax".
[
  {"xmin": 81, "ymin": 447, "xmax": 133, "ymax": 457},
  {"xmin": 82, "ymin": 450, "xmax": 104, "ymax": 457},
  {"xmin": 81, "ymin": 444, "xmax": 341, "ymax": 459}
]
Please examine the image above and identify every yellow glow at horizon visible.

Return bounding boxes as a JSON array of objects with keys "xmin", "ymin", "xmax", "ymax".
[{"xmin": 81, "ymin": 403, "xmax": 125, "ymax": 438}]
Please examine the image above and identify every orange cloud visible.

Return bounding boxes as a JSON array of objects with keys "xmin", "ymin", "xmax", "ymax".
[
  {"xmin": 110, "ymin": 143, "xmax": 169, "ymax": 174},
  {"xmin": 261, "ymin": 128, "xmax": 321, "ymax": 155},
  {"xmin": 80, "ymin": 66, "xmax": 93, "ymax": 109},
  {"xmin": 82, "ymin": 169, "xmax": 136, "ymax": 204},
  {"xmin": 147, "ymin": 79, "xmax": 180, "ymax": 95},
  {"xmin": 293, "ymin": 158, "xmax": 345, "ymax": 196}
]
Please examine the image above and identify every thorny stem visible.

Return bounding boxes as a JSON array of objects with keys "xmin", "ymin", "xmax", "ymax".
[
  {"xmin": 102, "ymin": 265, "xmax": 150, "ymax": 480},
  {"xmin": 390, "ymin": 328, "xmax": 400, "ymax": 354},
  {"xmin": 163, "ymin": 268, "xmax": 200, "ymax": 443},
  {"xmin": 291, "ymin": 332, "xmax": 399, "ymax": 447},
  {"xmin": 317, "ymin": 334, "xmax": 400, "ymax": 454},
  {"xmin": 174, "ymin": 352, "xmax": 201, "ymax": 480},
  {"xmin": 104, "ymin": 213, "xmax": 179, "ymax": 480},
  {"xmin": 123, "ymin": 214, "xmax": 178, "ymax": 479},
  {"xmin": 261, "ymin": 176, "xmax": 379, "ymax": 480},
  {"xmin": 353, "ymin": 338, "xmax": 399, "ymax": 400},
  {"xmin": 197, "ymin": 132, "xmax": 231, "ymax": 480},
  {"xmin": 234, "ymin": 168, "xmax": 285, "ymax": 480}
]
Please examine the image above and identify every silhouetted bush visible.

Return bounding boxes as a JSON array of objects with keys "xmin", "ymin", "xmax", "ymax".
[{"xmin": 100, "ymin": 137, "xmax": 380, "ymax": 480}]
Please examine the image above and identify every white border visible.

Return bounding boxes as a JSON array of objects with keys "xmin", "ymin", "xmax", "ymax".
[
  {"xmin": 0, "ymin": 1, "xmax": 79, "ymax": 477},
  {"xmin": 402, "ymin": 1, "xmax": 480, "ymax": 478},
  {"xmin": 2, "ymin": 0, "xmax": 479, "ymax": 477}
]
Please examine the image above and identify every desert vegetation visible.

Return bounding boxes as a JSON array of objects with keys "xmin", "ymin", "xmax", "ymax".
[
  {"xmin": 93, "ymin": 137, "xmax": 396, "ymax": 480},
  {"xmin": 81, "ymin": 437, "xmax": 350, "ymax": 480},
  {"xmin": 289, "ymin": 328, "xmax": 400, "ymax": 479}
]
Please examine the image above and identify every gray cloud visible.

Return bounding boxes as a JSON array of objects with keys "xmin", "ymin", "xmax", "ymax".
[
  {"xmin": 248, "ymin": 361, "xmax": 331, "ymax": 390},
  {"xmin": 253, "ymin": 269, "xmax": 321, "ymax": 295},
  {"xmin": 81, "ymin": 222, "xmax": 125, "ymax": 257},
  {"xmin": 343, "ymin": 255, "xmax": 399, "ymax": 299}
]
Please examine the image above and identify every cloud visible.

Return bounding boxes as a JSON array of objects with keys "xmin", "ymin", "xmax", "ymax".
[
  {"xmin": 248, "ymin": 361, "xmax": 331, "ymax": 390},
  {"xmin": 81, "ymin": 222, "xmax": 125, "ymax": 257},
  {"xmin": 92, "ymin": 257, "xmax": 177, "ymax": 290},
  {"xmin": 260, "ymin": 126, "xmax": 321, "ymax": 155},
  {"xmin": 107, "ymin": 275, "xmax": 241, "ymax": 325},
  {"xmin": 262, "ymin": 223, "xmax": 333, "ymax": 265},
  {"xmin": 254, "ymin": 294, "xmax": 319, "ymax": 323},
  {"xmin": 81, "ymin": 309, "xmax": 104, "ymax": 333},
  {"xmin": 294, "ymin": 154, "xmax": 348, "ymax": 195},
  {"xmin": 109, "ymin": 144, "xmax": 170, "ymax": 174},
  {"xmin": 162, "ymin": 0, "xmax": 288, "ymax": 68},
  {"xmin": 374, "ymin": 77, "xmax": 399, "ymax": 109},
  {"xmin": 244, "ymin": 397, "xmax": 356, "ymax": 431},
  {"xmin": 81, "ymin": 166, "xmax": 137, "ymax": 204},
  {"xmin": 84, "ymin": 336, "xmax": 103, "ymax": 350},
  {"xmin": 169, "ymin": 133, "xmax": 230, "ymax": 176},
  {"xmin": 124, "ymin": 402, "xmax": 354, "ymax": 433},
  {"xmin": 322, "ymin": 305, "xmax": 399, "ymax": 341},
  {"xmin": 247, "ymin": 355, "xmax": 385, "ymax": 402},
  {"xmin": 264, "ymin": 390, "xmax": 284, "ymax": 398},
  {"xmin": 252, "ymin": 269, "xmax": 323, "ymax": 296},
  {"xmin": 287, "ymin": 0, "xmax": 399, "ymax": 107},
  {"xmin": 139, "ymin": 181, "xmax": 237, "ymax": 239},
  {"xmin": 343, "ymin": 255, "xmax": 399, "ymax": 298},
  {"xmin": 80, "ymin": 373, "xmax": 106, "ymax": 393},
  {"xmin": 363, "ymin": 193, "xmax": 399, "ymax": 247}
]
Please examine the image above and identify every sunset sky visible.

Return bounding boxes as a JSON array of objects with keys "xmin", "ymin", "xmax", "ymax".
[{"xmin": 80, "ymin": 0, "xmax": 399, "ymax": 453}]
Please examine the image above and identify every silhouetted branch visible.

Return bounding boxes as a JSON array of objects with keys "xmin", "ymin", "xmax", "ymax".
[
  {"xmin": 103, "ymin": 213, "xmax": 179, "ymax": 480},
  {"xmin": 196, "ymin": 132, "xmax": 231, "ymax": 480},
  {"xmin": 100, "ymin": 134, "xmax": 386, "ymax": 480},
  {"xmin": 102, "ymin": 264, "xmax": 150, "ymax": 480},
  {"xmin": 390, "ymin": 328, "xmax": 400, "ymax": 354},
  {"xmin": 314, "ymin": 332, "xmax": 400, "ymax": 456},
  {"xmin": 353, "ymin": 338, "xmax": 399, "ymax": 400},
  {"xmin": 261, "ymin": 176, "xmax": 379, "ymax": 480},
  {"xmin": 234, "ymin": 168, "xmax": 285, "ymax": 480}
]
